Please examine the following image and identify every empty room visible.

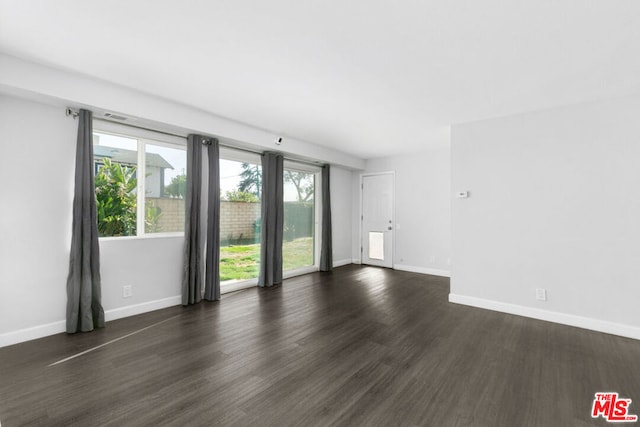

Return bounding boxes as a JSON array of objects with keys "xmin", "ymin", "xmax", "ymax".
[{"xmin": 1, "ymin": 1, "xmax": 640, "ymax": 426}]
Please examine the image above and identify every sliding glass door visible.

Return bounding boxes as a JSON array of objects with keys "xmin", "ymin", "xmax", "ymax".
[
  {"xmin": 219, "ymin": 149, "xmax": 262, "ymax": 289},
  {"xmin": 283, "ymin": 162, "xmax": 320, "ymax": 274},
  {"xmin": 218, "ymin": 151, "xmax": 322, "ymax": 290}
]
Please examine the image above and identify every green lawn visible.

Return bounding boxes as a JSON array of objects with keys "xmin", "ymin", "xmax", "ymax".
[{"xmin": 220, "ymin": 237, "xmax": 313, "ymax": 281}]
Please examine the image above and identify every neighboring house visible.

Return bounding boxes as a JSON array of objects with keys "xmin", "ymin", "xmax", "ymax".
[{"xmin": 93, "ymin": 145, "xmax": 173, "ymax": 197}]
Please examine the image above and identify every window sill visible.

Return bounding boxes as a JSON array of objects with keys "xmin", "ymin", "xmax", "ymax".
[
  {"xmin": 283, "ymin": 265, "xmax": 318, "ymax": 279},
  {"xmin": 220, "ymin": 266, "xmax": 318, "ymax": 294},
  {"xmin": 98, "ymin": 232, "xmax": 184, "ymax": 242},
  {"xmin": 221, "ymin": 278, "xmax": 258, "ymax": 294}
]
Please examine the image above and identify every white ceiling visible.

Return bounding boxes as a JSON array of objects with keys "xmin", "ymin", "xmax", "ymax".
[{"xmin": 1, "ymin": 1, "xmax": 640, "ymax": 159}]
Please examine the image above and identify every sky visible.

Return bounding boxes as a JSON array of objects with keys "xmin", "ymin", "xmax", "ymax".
[{"xmin": 220, "ymin": 158, "xmax": 249, "ymax": 196}]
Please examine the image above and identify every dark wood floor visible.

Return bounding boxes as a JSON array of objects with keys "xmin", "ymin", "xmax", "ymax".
[{"xmin": 1, "ymin": 265, "xmax": 639, "ymax": 426}]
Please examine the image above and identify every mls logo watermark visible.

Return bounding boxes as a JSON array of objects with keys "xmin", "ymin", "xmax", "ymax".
[{"xmin": 592, "ymin": 392, "xmax": 638, "ymax": 423}]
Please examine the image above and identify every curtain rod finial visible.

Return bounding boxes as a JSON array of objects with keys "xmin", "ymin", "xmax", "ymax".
[
  {"xmin": 66, "ymin": 107, "xmax": 79, "ymax": 119},
  {"xmin": 201, "ymin": 137, "xmax": 219, "ymax": 146}
]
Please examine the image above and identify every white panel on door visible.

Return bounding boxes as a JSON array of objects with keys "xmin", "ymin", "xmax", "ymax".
[{"xmin": 368, "ymin": 232, "xmax": 385, "ymax": 260}]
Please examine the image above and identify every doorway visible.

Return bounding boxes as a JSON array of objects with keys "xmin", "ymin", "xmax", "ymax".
[{"xmin": 361, "ymin": 172, "xmax": 394, "ymax": 268}]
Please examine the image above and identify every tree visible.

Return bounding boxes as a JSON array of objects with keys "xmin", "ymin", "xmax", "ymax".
[
  {"xmin": 238, "ymin": 163, "xmax": 261, "ymax": 198},
  {"xmin": 95, "ymin": 158, "xmax": 137, "ymax": 237},
  {"xmin": 223, "ymin": 190, "xmax": 259, "ymax": 203},
  {"xmin": 164, "ymin": 172, "xmax": 186, "ymax": 198},
  {"xmin": 285, "ymin": 171, "xmax": 314, "ymax": 201}
]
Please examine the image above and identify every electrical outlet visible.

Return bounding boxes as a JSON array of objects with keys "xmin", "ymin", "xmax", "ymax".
[
  {"xmin": 429, "ymin": 256, "xmax": 436, "ymax": 264},
  {"xmin": 123, "ymin": 285, "xmax": 132, "ymax": 298},
  {"xmin": 535, "ymin": 288, "xmax": 547, "ymax": 301}
]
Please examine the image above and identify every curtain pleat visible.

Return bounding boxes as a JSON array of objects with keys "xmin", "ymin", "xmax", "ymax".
[
  {"xmin": 204, "ymin": 140, "xmax": 221, "ymax": 301},
  {"xmin": 66, "ymin": 109, "xmax": 105, "ymax": 333},
  {"xmin": 319, "ymin": 164, "xmax": 333, "ymax": 272},
  {"xmin": 182, "ymin": 135, "xmax": 205, "ymax": 305},
  {"xmin": 258, "ymin": 152, "xmax": 284, "ymax": 287}
]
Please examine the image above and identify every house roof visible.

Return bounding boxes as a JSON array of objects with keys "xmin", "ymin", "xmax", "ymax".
[{"xmin": 94, "ymin": 145, "xmax": 173, "ymax": 169}]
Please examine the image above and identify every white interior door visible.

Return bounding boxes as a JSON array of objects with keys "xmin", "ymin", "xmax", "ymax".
[{"xmin": 361, "ymin": 173, "xmax": 394, "ymax": 268}]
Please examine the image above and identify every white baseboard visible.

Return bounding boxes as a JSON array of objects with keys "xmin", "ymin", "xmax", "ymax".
[
  {"xmin": 0, "ymin": 320, "xmax": 66, "ymax": 348},
  {"xmin": 394, "ymin": 264, "xmax": 451, "ymax": 278},
  {"xmin": 352, "ymin": 258, "xmax": 362, "ymax": 264},
  {"xmin": 0, "ymin": 295, "xmax": 182, "ymax": 348},
  {"xmin": 104, "ymin": 295, "xmax": 181, "ymax": 322},
  {"xmin": 333, "ymin": 259, "xmax": 352, "ymax": 268},
  {"xmin": 449, "ymin": 293, "xmax": 640, "ymax": 341}
]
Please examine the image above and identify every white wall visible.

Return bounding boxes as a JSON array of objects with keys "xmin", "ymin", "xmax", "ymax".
[
  {"xmin": 352, "ymin": 149, "xmax": 452, "ymax": 276},
  {"xmin": 451, "ymin": 95, "xmax": 640, "ymax": 339},
  {"xmin": 0, "ymin": 53, "xmax": 365, "ymax": 171},
  {"xmin": 0, "ymin": 95, "xmax": 75, "ymax": 340},
  {"xmin": 99, "ymin": 237, "xmax": 183, "ymax": 318}
]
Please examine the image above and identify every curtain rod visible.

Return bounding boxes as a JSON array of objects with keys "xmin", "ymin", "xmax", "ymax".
[
  {"xmin": 93, "ymin": 117, "xmax": 192, "ymax": 141},
  {"xmin": 73, "ymin": 109, "xmax": 324, "ymax": 167}
]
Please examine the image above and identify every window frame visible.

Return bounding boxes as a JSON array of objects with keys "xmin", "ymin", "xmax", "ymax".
[
  {"xmin": 93, "ymin": 122, "xmax": 187, "ymax": 240},
  {"xmin": 219, "ymin": 148, "xmax": 263, "ymax": 292}
]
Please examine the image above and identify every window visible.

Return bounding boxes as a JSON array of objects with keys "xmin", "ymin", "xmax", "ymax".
[
  {"xmin": 144, "ymin": 143, "xmax": 187, "ymax": 233},
  {"xmin": 283, "ymin": 162, "xmax": 320, "ymax": 272},
  {"xmin": 93, "ymin": 129, "xmax": 187, "ymax": 238},
  {"xmin": 219, "ymin": 148, "xmax": 262, "ymax": 284}
]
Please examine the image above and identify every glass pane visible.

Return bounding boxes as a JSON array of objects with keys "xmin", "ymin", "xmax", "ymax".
[
  {"xmin": 145, "ymin": 144, "xmax": 187, "ymax": 233},
  {"xmin": 93, "ymin": 132, "xmax": 138, "ymax": 237},
  {"xmin": 283, "ymin": 169, "xmax": 315, "ymax": 271},
  {"xmin": 369, "ymin": 232, "xmax": 384, "ymax": 260},
  {"xmin": 219, "ymin": 158, "xmax": 262, "ymax": 283}
]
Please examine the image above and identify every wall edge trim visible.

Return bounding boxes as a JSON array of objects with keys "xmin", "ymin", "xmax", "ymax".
[{"xmin": 449, "ymin": 293, "xmax": 640, "ymax": 340}]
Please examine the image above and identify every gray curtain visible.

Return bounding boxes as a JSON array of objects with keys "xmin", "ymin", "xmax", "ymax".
[
  {"xmin": 204, "ymin": 139, "xmax": 221, "ymax": 301},
  {"xmin": 182, "ymin": 135, "xmax": 205, "ymax": 305},
  {"xmin": 66, "ymin": 109, "xmax": 105, "ymax": 333},
  {"xmin": 258, "ymin": 152, "xmax": 284, "ymax": 287},
  {"xmin": 183, "ymin": 135, "xmax": 221, "ymax": 304},
  {"xmin": 319, "ymin": 164, "xmax": 333, "ymax": 272}
]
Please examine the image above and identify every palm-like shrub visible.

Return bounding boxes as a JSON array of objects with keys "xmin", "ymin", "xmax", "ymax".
[{"xmin": 95, "ymin": 158, "xmax": 137, "ymax": 237}]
